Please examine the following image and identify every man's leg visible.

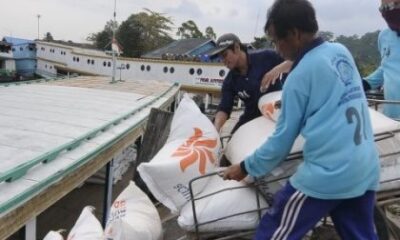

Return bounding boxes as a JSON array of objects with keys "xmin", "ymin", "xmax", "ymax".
[
  {"xmin": 330, "ymin": 191, "xmax": 378, "ymax": 240},
  {"xmin": 254, "ymin": 182, "xmax": 339, "ymax": 240}
]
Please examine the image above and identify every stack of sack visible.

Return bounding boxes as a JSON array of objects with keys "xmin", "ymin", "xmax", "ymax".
[
  {"xmin": 138, "ymin": 94, "xmax": 268, "ymax": 232},
  {"xmin": 43, "ymin": 181, "xmax": 162, "ymax": 240},
  {"xmin": 43, "ymin": 206, "xmax": 104, "ymax": 240}
]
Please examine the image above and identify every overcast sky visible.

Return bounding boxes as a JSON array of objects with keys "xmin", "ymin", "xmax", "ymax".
[{"xmin": 0, "ymin": 0, "xmax": 387, "ymax": 43}]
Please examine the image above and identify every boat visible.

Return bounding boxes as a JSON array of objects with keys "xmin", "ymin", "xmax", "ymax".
[{"xmin": 1, "ymin": 20, "xmax": 400, "ymax": 240}]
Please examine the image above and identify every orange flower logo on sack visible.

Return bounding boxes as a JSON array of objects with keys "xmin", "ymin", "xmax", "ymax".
[
  {"xmin": 262, "ymin": 102, "xmax": 275, "ymax": 120},
  {"xmin": 172, "ymin": 127, "xmax": 217, "ymax": 175},
  {"xmin": 262, "ymin": 100, "xmax": 281, "ymax": 122}
]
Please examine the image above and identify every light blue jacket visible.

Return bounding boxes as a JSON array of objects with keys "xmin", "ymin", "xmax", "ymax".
[
  {"xmin": 244, "ymin": 40, "xmax": 380, "ymax": 199},
  {"xmin": 366, "ymin": 29, "xmax": 400, "ymax": 119}
]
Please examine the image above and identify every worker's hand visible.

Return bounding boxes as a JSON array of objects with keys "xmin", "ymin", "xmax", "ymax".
[
  {"xmin": 260, "ymin": 69, "xmax": 281, "ymax": 93},
  {"xmin": 260, "ymin": 60, "xmax": 293, "ymax": 93},
  {"xmin": 222, "ymin": 164, "xmax": 247, "ymax": 181}
]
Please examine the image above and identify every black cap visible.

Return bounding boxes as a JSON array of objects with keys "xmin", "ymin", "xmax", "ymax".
[{"xmin": 211, "ymin": 33, "xmax": 241, "ymax": 55}]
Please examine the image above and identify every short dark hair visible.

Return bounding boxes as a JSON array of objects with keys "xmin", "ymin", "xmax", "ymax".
[{"xmin": 264, "ymin": 0, "xmax": 318, "ymax": 39}]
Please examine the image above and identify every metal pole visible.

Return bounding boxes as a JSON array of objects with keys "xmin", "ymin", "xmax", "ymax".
[
  {"xmin": 102, "ymin": 159, "xmax": 114, "ymax": 227},
  {"xmin": 110, "ymin": 0, "xmax": 117, "ymax": 83},
  {"xmin": 37, "ymin": 14, "xmax": 41, "ymax": 40}
]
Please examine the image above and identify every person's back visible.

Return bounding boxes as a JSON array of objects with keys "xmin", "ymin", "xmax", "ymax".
[{"xmin": 286, "ymin": 41, "xmax": 380, "ymax": 198}]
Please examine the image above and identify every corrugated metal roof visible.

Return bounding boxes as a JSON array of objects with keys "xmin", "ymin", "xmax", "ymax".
[
  {"xmin": 2, "ymin": 37, "xmax": 35, "ymax": 46},
  {"xmin": 142, "ymin": 38, "xmax": 215, "ymax": 59}
]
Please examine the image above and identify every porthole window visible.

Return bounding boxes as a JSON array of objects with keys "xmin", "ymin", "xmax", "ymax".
[
  {"xmin": 146, "ymin": 65, "xmax": 151, "ymax": 71},
  {"xmin": 163, "ymin": 66, "xmax": 168, "ymax": 73},
  {"xmin": 87, "ymin": 59, "xmax": 91, "ymax": 64},
  {"xmin": 91, "ymin": 60, "xmax": 95, "ymax": 65},
  {"xmin": 141, "ymin": 65, "xmax": 145, "ymax": 71},
  {"xmin": 219, "ymin": 69, "xmax": 226, "ymax": 77},
  {"xmin": 108, "ymin": 62, "xmax": 111, "ymax": 67},
  {"xmin": 189, "ymin": 68, "xmax": 195, "ymax": 75},
  {"xmin": 103, "ymin": 61, "xmax": 107, "ymax": 67},
  {"xmin": 170, "ymin": 67, "xmax": 175, "ymax": 74},
  {"xmin": 45, "ymin": 64, "xmax": 48, "ymax": 68},
  {"xmin": 50, "ymin": 66, "xmax": 53, "ymax": 69},
  {"xmin": 126, "ymin": 64, "xmax": 130, "ymax": 70},
  {"xmin": 197, "ymin": 68, "xmax": 202, "ymax": 76},
  {"xmin": 73, "ymin": 57, "xmax": 76, "ymax": 61},
  {"xmin": 77, "ymin": 57, "xmax": 80, "ymax": 62}
]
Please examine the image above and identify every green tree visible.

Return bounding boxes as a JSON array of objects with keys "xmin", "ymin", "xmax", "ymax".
[
  {"xmin": 176, "ymin": 20, "xmax": 204, "ymax": 39},
  {"xmin": 335, "ymin": 31, "xmax": 380, "ymax": 76},
  {"xmin": 43, "ymin": 32, "xmax": 54, "ymax": 41},
  {"xmin": 205, "ymin": 26, "xmax": 216, "ymax": 39},
  {"xmin": 87, "ymin": 20, "xmax": 118, "ymax": 50},
  {"xmin": 88, "ymin": 9, "xmax": 173, "ymax": 57},
  {"xmin": 251, "ymin": 36, "xmax": 273, "ymax": 49},
  {"xmin": 318, "ymin": 31, "xmax": 334, "ymax": 42}
]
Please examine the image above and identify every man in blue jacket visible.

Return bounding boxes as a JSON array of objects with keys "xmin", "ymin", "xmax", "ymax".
[
  {"xmin": 223, "ymin": 0, "xmax": 380, "ymax": 239},
  {"xmin": 365, "ymin": 0, "xmax": 400, "ymax": 120},
  {"xmin": 213, "ymin": 33, "xmax": 289, "ymax": 133}
]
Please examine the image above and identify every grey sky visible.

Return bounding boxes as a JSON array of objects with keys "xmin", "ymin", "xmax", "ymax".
[{"xmin": 0, "ymin": 0, "xmax": 387, "ymax": 43}]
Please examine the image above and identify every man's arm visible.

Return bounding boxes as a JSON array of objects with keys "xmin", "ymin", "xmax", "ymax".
[
  {"xmin": 260, "ymin": 60, "xmax": 293, "ymax": 92},
  {"xmin": 365, "ymin": 67, "xmax": 384, "ymax": 90},
  {"xmin": 214, "ymin": 111, "xmax": 229, "ymax": 133}
]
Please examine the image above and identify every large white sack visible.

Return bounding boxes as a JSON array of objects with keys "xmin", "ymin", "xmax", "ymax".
[
  {"xmin": 228, "ymin": 104, "xmax": 400, "ymax": 194},
  {"xmin": 138, "ymin": 94, "xmax": 221, "ymax": 213},
  {"xmin": 67, "ymin": 206, "xmax": 104, "ymax": 240},
  {"xmin": 370, "ymin": 109, "xmax": 400, "ymax": 192},
  {"xmin": 258, "ymin": 90, "xmax": 282, "ymax": 122},
  {"xmin": 178, "ymin": 174, "xmax": 268, "ymax": 232},
  {"xmin": 43, "ymin": 231, "xmax": 64, "ymax": 240},
  {"xmin": 104, "ymin": 181, "xmax": 162, "ymax": 240},
  {"xmin": 225, "ymin": 116, "xmax": 304, "ymax": 165},
  {"xmin": 369, "ymin": 108, "xmax": 400, "ymax": 133}
]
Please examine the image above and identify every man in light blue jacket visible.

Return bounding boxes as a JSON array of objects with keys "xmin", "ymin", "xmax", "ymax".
[
  {"xmin": 223, "ymin": 0, "xmax": 380, "ymax": 239},
  {"xmin": 365, "ymin": 0, "xmax": 400, "ymax": 119}
]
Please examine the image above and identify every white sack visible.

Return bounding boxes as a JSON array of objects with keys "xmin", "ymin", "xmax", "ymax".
[
  {"xmin": 178, "ymin": 174, "xmax": 268, "ymax": 232},
  {"xmin": 105, "ymin": 181, "xmax": 162, "ymax": 240},
  {"xmin": 228, "ymin": 103, "xmax": 400, "ymax": 194},
  {"xmin": 258, "ymin": 91, "xmax": 282, "ymax": 122},
  {"xmin": 43, "ymin": 231, "xmax": 64, "ymax": 240},
  {"xmin": 225, "ymin": 116, "xmax": 304, "ymax": 166},
  {"xmin": 138, "ymin": 94, "xmax": 221, "ymax": 213},
  {"xmin": 67, "ymin": 206, "xmax": 104, "ymax": 240}
]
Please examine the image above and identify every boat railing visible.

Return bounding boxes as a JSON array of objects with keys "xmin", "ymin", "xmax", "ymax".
[{"xmin": 186, "ymin": 127, "xmax": 400, "ymax": 239}]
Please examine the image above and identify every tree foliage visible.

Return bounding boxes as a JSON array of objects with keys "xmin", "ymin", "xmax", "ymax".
[
  {"xmin": 318, "ymin": 31, "xmax": 334, "ymax": 42},
  {"xmin": 251, "ymin": 36, "xmax": 273, "ymax": 49},
  {"xmin": 43, "ymin": 32, "xmax": 54, "ymax": 41},
  {"xmin": 87, "ymin": 9, "xmax": 173, "ymax": 57},
  {"xmin": 205, "ymin": 26, "xmax": 217, "ymax": 40},
  {"xmin": 335, "ymin": 31, "xmax": 380, "ymax": 76},
  {"xmin": 86, "ymin": 20, "xmax": 117, "ymax": 50},
  {"xmin": 176, "ymin": 20, "xmax": 204, "ymax": 39}
]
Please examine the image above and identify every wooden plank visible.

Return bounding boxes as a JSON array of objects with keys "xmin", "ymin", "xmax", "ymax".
[
  {"xmin": 136, "ymin": 108, "xmax": 173, "ymax": 164},
  {"xmin": 134, "ymin": 108, "xmax": 174, "ymax": 199}
]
